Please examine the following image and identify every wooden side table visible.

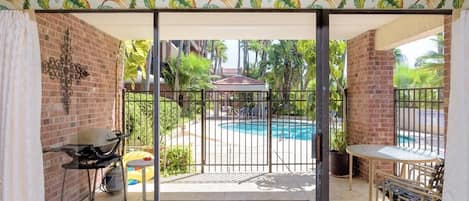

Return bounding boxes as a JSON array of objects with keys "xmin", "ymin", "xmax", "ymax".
[{"xmin": 127, "ymin": 159, "xmax": 154, "ymax": 201}]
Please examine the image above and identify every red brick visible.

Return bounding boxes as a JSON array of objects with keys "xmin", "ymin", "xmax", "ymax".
[
  {"xmin": 443, "ymin": 16, "xmax": 451, "ymax": 146},
  {"xmin": 346, "ymin": 30, "xmax": 395, "ymax": 180},
  {"xmin": 37, "ymin": 13, "xmax": 123, "ymax": 201}
]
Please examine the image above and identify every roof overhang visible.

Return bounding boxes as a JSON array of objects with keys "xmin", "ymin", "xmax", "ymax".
[
  {"xmin": 72, "ymin": 12, "xmax": 445, "ymax": 49},
  {"xmin": 72, "ymin": 13, "xmax": 153, "ymax": 40},
  {"xmin": 375, "ymin": 15, "xmax": 444, "ymax": 50},
  {"xmin": 212, "ymin": 84, "xmax": 267, "ymax": 91}
]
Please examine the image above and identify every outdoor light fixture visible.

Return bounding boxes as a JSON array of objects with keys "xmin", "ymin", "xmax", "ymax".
[{"xmin": 42, "ymin": 28, "xmax": 89, "ymax": 114}]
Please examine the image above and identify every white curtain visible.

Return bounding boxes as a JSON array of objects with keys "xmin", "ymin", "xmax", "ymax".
[
  {"xmin": 443, "ymin": 9, "xmax": 469, "ymax": 201},
  {"xmin": 0, "ymin": 11, "xmax": 45, "ymax": 201}
]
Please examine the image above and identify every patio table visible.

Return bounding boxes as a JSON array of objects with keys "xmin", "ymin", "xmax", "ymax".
[
  {"xmin": 127, "ymin": 159, "xmax": 154, "ymax": 201},
  {"xmin": 346, "ymin": 144, "xmax": 439, "ymax": 201}
]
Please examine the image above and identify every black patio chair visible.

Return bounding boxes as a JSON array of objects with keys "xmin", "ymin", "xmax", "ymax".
[
  {"xmin": 251, "ymin": 106, "xmax": 259, "ymax": 117},
  {"xmin": 239, "ymin": 106, "xmax": 250, "ymax": 118},
  {"xmin": 376, "ymin": 160, "xmax": 444, "ymax": 201}
]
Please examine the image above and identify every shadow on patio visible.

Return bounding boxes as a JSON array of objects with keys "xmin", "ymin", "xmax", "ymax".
[{"xmin": 95, "ymin": 173, "xmax": 377, "ymax": 201}]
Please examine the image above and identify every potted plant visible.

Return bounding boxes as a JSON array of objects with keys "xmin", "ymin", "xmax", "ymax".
[{"xmin": 330, "ymin": 130, "xmax": 349, "ymax": 176}]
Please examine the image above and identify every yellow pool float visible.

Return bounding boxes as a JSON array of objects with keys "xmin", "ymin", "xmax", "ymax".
[{"xmin": 123, "ymin": 151, "xmax": 155, "ymax": 182}]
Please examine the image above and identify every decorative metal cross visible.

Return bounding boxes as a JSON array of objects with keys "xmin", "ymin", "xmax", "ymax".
[{"xmin": 42, "ymin": 29, "xmax": 89, "ymax": 114}]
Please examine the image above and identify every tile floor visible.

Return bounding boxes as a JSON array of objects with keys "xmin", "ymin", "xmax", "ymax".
[{"xmin": 95, "ymin": 173, "xmax": 385, "ymax": 201}]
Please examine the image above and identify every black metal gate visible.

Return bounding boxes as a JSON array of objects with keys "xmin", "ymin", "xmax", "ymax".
[{"xmin": 124, "ymin": 89, "xmax": 343, "ymax": 173}]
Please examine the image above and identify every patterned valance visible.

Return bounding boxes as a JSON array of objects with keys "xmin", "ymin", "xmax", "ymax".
[{"xmin": 0, "ymin": 0, "xmax": 465, "ymax": 11}]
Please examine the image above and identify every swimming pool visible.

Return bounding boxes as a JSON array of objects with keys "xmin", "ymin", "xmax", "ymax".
[
  {"xmin": 219, "ymin": 121, "xmax": 316, "ymax": 140},
  {"xmin": 219, "ymin": 120, "xmax": 415, "ymax": 142}
]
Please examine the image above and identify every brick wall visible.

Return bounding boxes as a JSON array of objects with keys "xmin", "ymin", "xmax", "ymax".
[
  {"xmin": 346, "ymin": 30, "xmax": 395, "ymax": 179},
  {"xmin": 37, "ymin": 13, "xmax": 122, "ymax": 201},
  {"xmin": 443, "ymin": 16, "xmax": 451, "ymax": 142}
]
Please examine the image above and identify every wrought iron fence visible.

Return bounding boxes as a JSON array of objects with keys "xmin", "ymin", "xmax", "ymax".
[
  {"xmin": 123, "ymin": 89, "xmax": 344, "ymax": 173},
  {"xmin": 329, "ymin": 91, "xmax": 345, "ymax": 149},
  {"xmin": 394, "ymin": 87, "xmax": 445, "ymax": 155},
  {"xmin": 394, "ymin": 87, "xmax": 445, "ymax": 181}
]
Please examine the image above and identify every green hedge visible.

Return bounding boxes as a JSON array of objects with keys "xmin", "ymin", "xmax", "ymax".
[
  {"xmin": 125, "ymin": 93, "xmax": 181, "ymax": 146},
  {"xmin": 126, "ymin": 93, "xmax": 192, "ymax": 176},
  {"xmin": 161, "ymin": 145, "xmax": 192, "ymax": 176}
]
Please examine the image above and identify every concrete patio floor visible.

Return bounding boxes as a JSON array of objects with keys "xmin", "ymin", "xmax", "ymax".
[{"xmin": 95, "ymin": 173, "xmax": 382, "ymax": 201}]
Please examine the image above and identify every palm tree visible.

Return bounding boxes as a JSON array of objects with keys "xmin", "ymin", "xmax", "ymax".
[
  {"xmin": 297, "ymin": 40, "xmax": 347, "ymax": 125},
  {"xmin": 248, "ymin": 40, "xmax": 263, "ymax": 70},
  {"xmin": 394, "ymin": 64, "xmax": 440, "ymax": 88},
  {"xmin": 255, "ymin": 40, "xmax": 271, "ymax": 79},
  {"xmin": 217, "ymin": 51, "xmax": 228, "ymax": 75},
  {"xmin": 265, "ymin": 40, "xmax": 304, "ymax": 104},
  {"xmin": 173, "ymin": 40, "xmax": 184, "ymax": 97},
  {"xmin": 163, "ymin": 53, "xmax": 213, "ymax": 91},
  {"xmin": 199, "ymin": 40, "xmax": 204, "ymax": 57},
  {"xmin": 329, "ymin": 41, "xmax": 347, "ymax": 96},
  {"xmin": 202, "ymin": 40, "xmax": 208, "ymax": 57},
  {"xmin": 242, "ymin": 40, "xmax": 250, "ymax": 75},
  {"xmin": 213, "ymin": 40, "xmax": 227, "ymax": 75},
  {"xmin": 393, "ymin": 48, "xmax": 408, "ymax": 65},
  {"xmin": 184, "ymin": 40, "xmax": 191, "ymax": 55},
  {"xmin": 209, "ymin": 40, "xmax": 216, "ymax": 67},
  {"xmin": 297, "ymin": 40, "xmax": 346, "ymax": 96},
  {"xmin": 414, "ymin": 33, "xmax": 444, "ymax": 86},
  {"xmin": 237, "ymin": 40, "xmax": 241, "ymax": 75}
]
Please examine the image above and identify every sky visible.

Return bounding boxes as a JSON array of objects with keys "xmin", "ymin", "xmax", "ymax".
[
  {"xmin": 221, "ymin": 36, "xmax": 438, "ymax": 69},
  {"xmin": 397, "ymin": 35, "xmax": 438, "ymax": 67},
  {"xmin": 223, "ymin": 40, "xmax": 240, "ymax": 68}
]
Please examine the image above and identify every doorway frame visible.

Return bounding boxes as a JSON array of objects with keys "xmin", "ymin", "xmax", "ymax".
[
  {"xmin": 153, "ymin": 9, "xmax": 451, "ymax": 201},
  {"xmin": 33, "ymin": 8, "xmax": 452, "ymax": 201}
]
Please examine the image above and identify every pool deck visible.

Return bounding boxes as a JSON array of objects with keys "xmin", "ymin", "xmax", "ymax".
[
  {"xmin": 152, "ymin": 118, "xmax": 443, "ymax": 173},
  {"xmin": 158, "ymin": 118, "xmax": 316, "ymax": 172}
]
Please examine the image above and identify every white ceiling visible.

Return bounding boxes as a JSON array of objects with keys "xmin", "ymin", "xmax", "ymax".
[
  {"xmin": 73, "ymin": 13, "xmax": 426, "ymax": 41},
  {"xmin": 330, "ymin": 14, "xmax": 401, "ymax": 40},
  {"xmin": 159, "ymin": 13, "xmax": 316, "ymax": 40},
  {"xmin": 73, "ymin": 13, "xmax": 153, "ymax": 40}
]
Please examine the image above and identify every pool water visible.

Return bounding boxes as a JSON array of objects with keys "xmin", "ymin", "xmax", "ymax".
[
  {"xmin": 397, "ymin": 135, "xmax": 415, "ymax": 144},
  {"xmin": 219, "ymin": 121, "xmax": 316, "ymax": 140},
  {"xmin": 219, "ymin": 120, "xmax": 415, "ymax": 142}
]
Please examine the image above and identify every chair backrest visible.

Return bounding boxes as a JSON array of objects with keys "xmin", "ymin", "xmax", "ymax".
[{"xmin": 429, "ymin": 160, "xmax": 445, "ymax": 195}]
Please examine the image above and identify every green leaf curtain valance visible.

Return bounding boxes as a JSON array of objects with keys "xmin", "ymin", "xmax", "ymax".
[{"xmin": 0, "ymin": 0, "xmax": 467, "ymax": 9}]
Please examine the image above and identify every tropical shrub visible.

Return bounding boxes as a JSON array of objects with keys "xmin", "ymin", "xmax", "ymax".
[
  {"xmin": 264, "ymin": 40, "xmax": 304, "ymax": 105},
  {"xmin": 163, "ymin": 53, "xmax": 213, "ymax": 91},
  {"xmin": 125, "ymin": 100, "xmax": 149, "ymax": 146},
  {"xmin": 161, "ymin": 99, "xmax": 183, "ymax": 143},
  {"xmin": 125, "ymin": 93, "xmax": 181, "ymax": 146},
  {"xmin": 394, "ymin": 34, "xmax": 443, "ymax": 88},
  {"xmin": 161, "ymin": 145, "xmax": 192, "ymax": 176},
  {"xmin": 394, "ymin": 64, "xmax": 441, "ymax": 88},
  {"xmin": 123, "ymin": 40, "xmax": 152, "ymax": 88},
  {"xmin": 297, "ymin": 40, "xmax": 346, "ymax": 120},
  {"xmin": 330, "ymin": 130, "xmax": 347, "ymax": 153}
]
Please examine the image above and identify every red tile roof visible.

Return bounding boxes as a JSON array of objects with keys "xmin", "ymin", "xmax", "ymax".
[{"xmin": 213, "ymin": 75, "xmax": 265, "ymax": 85}]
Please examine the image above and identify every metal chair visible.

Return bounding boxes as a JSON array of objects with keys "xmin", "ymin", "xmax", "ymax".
[{"xmin": 376, "ymin": 160, "xmax": 444, "ymax": 201}]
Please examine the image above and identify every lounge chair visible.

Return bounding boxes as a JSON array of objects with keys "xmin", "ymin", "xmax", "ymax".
[
  {"xmin": 376, "ymin": 160, "xmax": 444, "ymax": 201},
  {"xmin": 251, "ymin": 106, "xmax": 259, "ymax": 117}
]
